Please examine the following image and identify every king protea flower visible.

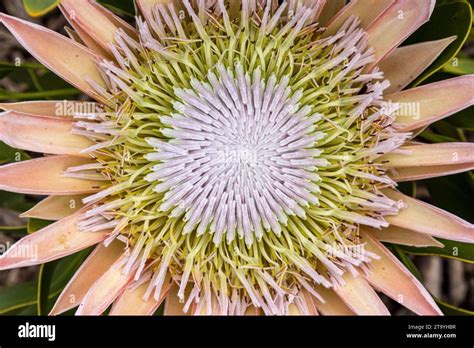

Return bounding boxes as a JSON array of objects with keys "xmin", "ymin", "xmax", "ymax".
[{"xmin": 0, "ymin": 0, "xmax": 473, "ymax": 316}]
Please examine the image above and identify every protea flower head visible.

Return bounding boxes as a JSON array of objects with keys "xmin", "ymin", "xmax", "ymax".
[{"xmin": 0, "ymin": 0, "xmax": 473, "ymax": 316}]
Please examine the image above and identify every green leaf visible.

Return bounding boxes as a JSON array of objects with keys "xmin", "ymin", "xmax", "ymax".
[
  {"xmin": 98, "ymin": 0, "xmax": 136, "ymax": 18},
  {"xmin": 0, "ymin": 88, "xmax": 79, "ymax": 101},
  {"xmin": 37, "ymin": 261, "xmax": 58, "ymax": 315},
  {"xmin": 0, "ymin": 281, "xmax": 38, "ymax": 315},
  {"xmin": 0, "ymin": 141, "xmax": 30, "ymax": 164},
  {"xmin": 1, "ymin": 59, "xmax": 77, "ymax": 102},
  {"xmin": 0, "ymin": 225, "xmax": 27, "ymax": 231},
  {"xmin": 0, "ymin": 248, "xmax": 91, "ymax": 315},
  {"xmin": 0, "ymin": 191, "xmax": 34, "ymax": 212},
  {"xmin": 0, "ymin": 140, "xmax": 33, "ymax": 215},
  {"xmin": 425, "ymin": 173, "xmax": 474, "ymax": 223},
  {"xmin": 22, "ymin": 0, "xmax": 61, "ymax": 17},
  {"xmin": 435, "ymin": 297, "xmax": 474, "ymax": 315},
  {"xmin": 0, "ymin": 61, "xmax": 45, "ymax": 79},
  {"xmin": 404, "ymin": 0, "xmax": 473, "ymax": 87},
  {"xmin": 418, "ymin": 131, "xmax": 459, "ymax": 143},
  {"xmin": 399, "ymin": 238, "xmax": 474, "ymax": 263},
  {"xmin": 443, "ymin": 57, "xmax": 474, "ymax": 75},
  {"xmin": 7, "ymin": 66, "xmax": 73, "ymax": 91},
  {"xmin": 446, "ymin": 106, "xmax": 474, "ymax": 130},
  {"xmin": 27, "ymin": 218, "xmax": 53, "ymax": 234},
  {"xmin": 430, "ymin": 120, "xmax": 464, "ymax": 141},
  {"xmin": 14, "ymin": 303, "xmax": 38, "ymax": 315},
  {"xmin": 0, "ymin": 225, "xmax": 27, "ymax": 238}
]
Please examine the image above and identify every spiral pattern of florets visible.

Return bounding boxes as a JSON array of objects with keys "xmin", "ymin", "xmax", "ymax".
[{"xmin": 71, "ymin": 0, "xmax": 410, "ymax": 314}]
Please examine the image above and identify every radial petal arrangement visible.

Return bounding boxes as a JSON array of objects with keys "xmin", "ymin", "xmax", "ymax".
[{"xmin": 0, "ymin": 0, "xmax": 472, "ymax": 316}]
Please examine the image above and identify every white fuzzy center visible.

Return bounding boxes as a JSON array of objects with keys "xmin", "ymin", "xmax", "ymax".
[{"xmin": 145, "ymin": 64, "xmax": 328, "ymax": 245}]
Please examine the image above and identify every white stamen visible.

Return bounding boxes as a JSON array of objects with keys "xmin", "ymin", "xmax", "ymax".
[{"xmin": 146, "ymin": 69, "xmax": 326, "ymax": 245}]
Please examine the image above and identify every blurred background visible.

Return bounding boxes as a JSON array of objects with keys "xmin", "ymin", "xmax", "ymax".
[{"xmin": 0, "ymin": 0, "xmax": 473, "ymax": 315}]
